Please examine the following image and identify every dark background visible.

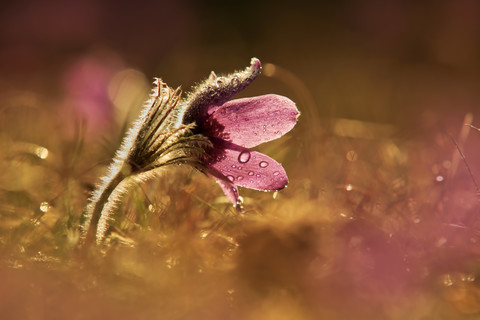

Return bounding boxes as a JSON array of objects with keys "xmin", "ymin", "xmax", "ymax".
[{"xmin": 2, "ymin": 0, "xmax": 480, "ymax": 128}]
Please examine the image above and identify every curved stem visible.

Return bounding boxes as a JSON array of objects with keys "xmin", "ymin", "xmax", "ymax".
[{"xmin": 82, "ymin": 168, "xmax": 126, "ymax": 246}]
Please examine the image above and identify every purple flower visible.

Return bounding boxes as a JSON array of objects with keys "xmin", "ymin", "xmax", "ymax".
[{"xmin": 182, "ymin": 58, "xmax": 299, "ymax": 207}]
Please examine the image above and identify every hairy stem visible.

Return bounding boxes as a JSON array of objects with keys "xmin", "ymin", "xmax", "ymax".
[{"xmin": 81, "ymin": 167, "xmax": 127, "ymax": 246}]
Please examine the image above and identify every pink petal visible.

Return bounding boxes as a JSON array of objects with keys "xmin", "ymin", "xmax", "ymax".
[
  {"xmin": 214, "ymin": 176, "xmax": 240, "ymax": 206},
  {"xmin": 204, "ymin": 94, "xmax": 299, "ymax": 148},
  {"xmin": 207, "ymin": 139, "xmax": 289, "ymax": 191},
  {"xmin": 206, "ymin": 166, "xmax": 241, "ymax": 206}
]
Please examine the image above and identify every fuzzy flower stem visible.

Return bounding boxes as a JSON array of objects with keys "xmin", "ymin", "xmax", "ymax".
[{"xmin": 82, "ymin": 166, "xmax": 128, "ymax": 246}]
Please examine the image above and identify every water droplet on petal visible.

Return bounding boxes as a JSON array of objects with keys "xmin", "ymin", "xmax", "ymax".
[
  {"xmin": 237, "ymin": 176, "xmax": 244, "ymax": 181},
  {"xmin": 227, "ymin": 175, "xmax": 235, "ymax": 182},
  {"xmin": 273, "ymin": 171, "xmax": 280, "ymax": 176},
  {"xmin": 259, "ymin": 161, "xmax": 269, "ymax": 168},
  {"xmin": 238, "ymin": 151, "xmax": 251, "ymax": 163},
  {"xmin": 232, "ymin": 164, "xmax": 236, "ymax": 168},
  {"xmin": 248, "ymin": 171, "xmax": 255, "ymax": 176}
]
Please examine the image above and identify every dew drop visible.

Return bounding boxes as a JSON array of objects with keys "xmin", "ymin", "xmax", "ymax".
[
  {"xmin": 227, "ymin": 175, "xmax": 235, "ymax": 182},
  {"xmin": 273, "ymin": 171, "xmax": 280, "ymax": 176},
  {"xmin": 248, "ymin": 171, "xmax": 255, "ymax": 176},
  {"xmin": 35, "ymin": 147, "xmax": 49, "ymax": 160},
  {"xmin": 238, "ymin": 151, "xmax": 251, "ymax": 163},
  {"xmin": 39, "ymin": 201, "xmax": 50, "ymax": 213},
  {"xmin": 262, "ymin": 125, "xmax": 266, "ymax": 132},
  {"xmin": 259, "ymin": 161, "xmax": 269, "ymax": 168},
  {"xmin": 232, "ymin": 164, "xmax": 236, "ymax": 168},
  {"xmin": 443, "ymin": 274, "xmax": 454, "ymax": 286},
  {"xmin": 237, "ymin": 196, "xmax": 244, "ymax": 204},
  {"xmin": 466, "ymin": 274, "xmax": 476, "ymax": 282},
  {"xmin": 237, "ymin": 176, "xmax": 244, "ymax": 181}
]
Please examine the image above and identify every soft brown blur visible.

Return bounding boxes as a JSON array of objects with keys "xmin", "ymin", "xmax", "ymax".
[{"xmin": 3, "ymin": 1, "xmax": 480, "ymax": 319}]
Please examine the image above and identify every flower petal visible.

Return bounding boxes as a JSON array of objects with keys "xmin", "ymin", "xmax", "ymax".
[
  {"xmin": 214, "ymin": 176, "xmax": 241, "ymax": 206},
  {"xmin": 204, "ymin": 94, "xmax": 299, "ymax": 148},
  {"xmin": 207, "ymin": 139, "xmax": 289, "ymax": 191},
  {"xmin": 205, "ymin": 166, "xmax": 241, "ymax": 206}
]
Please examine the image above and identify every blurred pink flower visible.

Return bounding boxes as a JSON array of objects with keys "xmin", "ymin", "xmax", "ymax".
[
  {"xmin": 182, "ymin": 58, "xmax": 299, "ymax": 207},
  {"xmin": 62, "ymin": 53, "xmax": 123, "ymax": 137}
]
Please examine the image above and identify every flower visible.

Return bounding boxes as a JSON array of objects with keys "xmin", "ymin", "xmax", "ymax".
[
  {"xmin": 81, "ymin": 58, "xmax": 298, "ymax": 245},
  {"xmin": 182, "ymin": 58, "xmax": 299, "ymax": 207},
  {"xmin": 81, "ymin": 80, "xmax": 210, "ymax": 244}
]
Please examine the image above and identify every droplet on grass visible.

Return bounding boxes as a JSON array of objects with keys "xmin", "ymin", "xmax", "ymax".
[
  {"xmin": 35, "ymin": 147, "xmax": 49, "ymax": 159},
  {"xmin": 39, "ymin": 201, "xmax": 50, "ymax": 213}
]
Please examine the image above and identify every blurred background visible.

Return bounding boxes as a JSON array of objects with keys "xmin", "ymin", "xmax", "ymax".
[
  {"xmin": 2, "ymin": 0, "xmax": 480, "ymax": 319},
  {"xmin": 3, "ymin": 0, "xmax": 480, "ymax": 127}
]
